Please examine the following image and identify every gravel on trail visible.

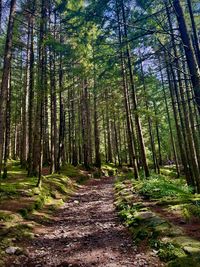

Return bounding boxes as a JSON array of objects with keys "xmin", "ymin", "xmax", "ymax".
[{"xmin": 7, "ymin": 177, "xmax": 164, "ymax": 267}]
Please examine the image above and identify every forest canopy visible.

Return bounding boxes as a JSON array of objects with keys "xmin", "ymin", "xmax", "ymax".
[{"xmin": 0, "ymin": 0, "xmax": 200, "ymax": 192}]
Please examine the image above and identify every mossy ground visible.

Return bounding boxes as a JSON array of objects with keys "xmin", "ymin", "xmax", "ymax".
[
  {"xmin": 0, "ymin": 161, "xmax": 88, "ymax": 264},
  {"xmin": 114, "ymin": 168, "xmax": 200, "ymax": 266}
]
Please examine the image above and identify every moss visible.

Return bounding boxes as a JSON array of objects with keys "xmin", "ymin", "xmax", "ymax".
[
  {"xmin": 158, "ymin": 243, "xmax": 185, "ymax": 262},
  {"xmin": 0, "ymin": 161, "xmax": 81, "ymax": 266},
  {"xmin": 0, "ymin": 211, "xmax": 13, "ymax": 222},
  {"xmin": 0, "ymin": 183, "xmax": 17, "ymax": 196},
  {"xmin": 76, "ymin": 175, "xmax": 89, "ymax": 184},
  {"xmin": 114, "ymin": 176, "xmax": 200, "ymax": 265},
  {"xmin": 0, "ymin": 224, "xmax": 33, "ymax": 246},
  {"xmin": 169, "ymin": 258, "xmax": 200, "ymax": 267},
  {"xmin": 61, "ymin": 163, "xmax": 80, "ymax": 178},
  {"xmin": 48, "ymin": 199, "xmax": 64, "ymax": 211}
]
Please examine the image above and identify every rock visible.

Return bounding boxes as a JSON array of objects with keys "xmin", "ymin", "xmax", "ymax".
[
  {"xmin": 135, "ymin": 211, "xmax": 155, "ymax": 220},
  {"xmin": 74, "ymin": 200, "xmax": 79, "ymax": 204},
  {"xmin": 183, "ymin": 246, "xmax": 200, "ymax": 255},
  {"xmin": 5, "ymin": 246, "xmax": 23, "ymax": 255}
]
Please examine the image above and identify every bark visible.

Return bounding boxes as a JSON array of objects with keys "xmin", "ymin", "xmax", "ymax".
[
  {"xmin": 49, "ymin": 10, "xmax": 57, "ymax": 173},
  {"xmin": 33, "ymin": 0, "xmax": 47, "ymax": 186},
  {"xmin": 27, "ymin": 4, "xmax": 35, "ymax": 176},
  {"xmin": 102, "ymin": 111, "xmax": 108, "ymax": 163},
  {"xmin": 140, "ymin": 56, "xmax": 159, "ymax": 173},
  {"xmin": 0, "ymin": 0, "xmax": 2, "ymax": 32},
  {"xmin": 57, "ymin": 46, "xmax": 65, "ymax": 171},
  {"xmin": 165, "ymin": 53, "xmax": 195, "ymax": 188},
  {"xmin": 173, "ymin": 0, "xmax": 200, "ymax": 115},
  {"xmin": 113, "ymin": 112, "xmax": 121, "ymax": 166},
  {"xmin": 116, "ymin": 1, "xmax": 138, "ymax": 177},
  {"xmin": 81, "ymin": 79, "xmax": 90, "ymax": 169},
  {"xmin": 186, "ymin": 0, "xmax": 200, "ymax": 66},
  {"xmin": 21, "ymin": 19, "xmax": 31, "ymax": 167},
  {"xmin": 167, "ymin": 3, "xmax": 200, "ymax": 192},
  {"xmin": 153, "ymin": 101, "xmax": 162, "ymax": 169},
  {"xmin": 105, "ymin": 90, "xmax": 113, "ymax": 163},
  {"xmin": 159, "ymin": 57, "xmax": 180, "ymax": 177},
  {"xmin": 0, "ymin": 0, "xmax": 17, "ymax": 176},
  {"xmin": 120, "ymin": 0, "xmax": 149, "ymax": 177},
  {"xmin": 3, "ymin": 71, "xmax": 12, "ymax": 178},
  {"xmin": 71, "ymin": 79, "xmax": 77, "ymax": 166},
  {"xmin": 93, "ymin": 85, "xmax": 101, "ymax": 168}
]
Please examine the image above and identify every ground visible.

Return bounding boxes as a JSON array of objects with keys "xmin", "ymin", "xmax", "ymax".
[
  {"xmin": 2, "ymin": 164, "xmax": 200, "ymax": 266},
  {"xmin": 4, "ymin": 177, "xmax": 164, "ymax": 267}
]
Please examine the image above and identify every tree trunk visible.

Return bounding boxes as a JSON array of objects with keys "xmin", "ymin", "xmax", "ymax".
[
  {"xmin": 27, "ymin": 3, "xmax": 35, "ymax": 176},
  {"xmin": 105, "ymin": 90, "xmax": 113, "ymax": 163},
  {"xmin": 0, "ymin": 0, "xmax": 16, "ymax": 176},
  {"xmin": 3, "ymin": 71, "xmax": 12, "ymax": 178},
  {"xmin": 57, "ymin": 46, "xmax": 65, "ymax": 171},
  {"xmin": 167, "ymin": 3, "xmax": 200, "ymax": 192},
  {"xmin": 81, "ymin": 79, "xmax": 90, "ymax": 169},
  {"xmin": 173, "ymin": 0, "xmax": 200, "ymax": 115},
  {"xmin": 93, "ymin": 84, "xmax": 101, "ymax": 168},
  {"xmin": 120, "ymin": 0, "xmax": 149, "ymax": 177},
  {"xmin": 159, "ymin": 57, "xmax": 180, "ymax": 177},
  {"xmin": 186, "ymin": 0, "xmax": 200, "ymax": 66},
  {"xmin": 0, "ymin": 0, "xmax": 2, "ymax": 32},
  {"xmin": 21, "ymin": 19, "xmax": 31, "ymax": 167}
]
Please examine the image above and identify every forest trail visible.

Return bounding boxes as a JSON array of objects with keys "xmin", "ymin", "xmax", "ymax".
[{"xmin": 6, "ymin": 176, "xmax": 163, "ymax": 267}]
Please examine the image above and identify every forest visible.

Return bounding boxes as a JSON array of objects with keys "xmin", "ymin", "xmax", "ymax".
[{"xmin": 0, "ymin": 0, "xmax": 200, "ymax": 266}]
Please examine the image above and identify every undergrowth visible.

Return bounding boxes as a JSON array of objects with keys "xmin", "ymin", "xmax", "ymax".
[
  {"xmin": 115, "ymin": 169, "xmax": 200, "ymax": 266},
  {"xmin": 134, "ymin": 174, "xmax": 192, "ymax": 200}
]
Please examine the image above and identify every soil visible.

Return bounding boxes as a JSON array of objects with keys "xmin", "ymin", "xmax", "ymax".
[{"xmin": 5, "ymin": 177, "xmax": 164, "ymax": 267}]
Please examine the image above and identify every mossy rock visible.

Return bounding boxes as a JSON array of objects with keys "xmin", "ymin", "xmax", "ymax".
[
  {"xmin": 154, "ymin": 222, "xmax": 171, "ymax": 235},
  {"xmin": 183, "ymin": 246, "xmax": 200, "ymax": 255},
  {"xmin": 134, "ymin": 211, "xmax": 155, "ymax": 221},
  {"xmin": 174, "ymin": 236, "xmax": 200, "ymax": 251},
  {"xmin": 146, "ymin": 216, "xmax": 167, "ymax": 228},
  {"xmin": 168, "ymin": 256, "xmax": 200, "ymax": 267},
  {"xmin": 167, "ymin": 226, "xmax": 183, "ymax": 237}
]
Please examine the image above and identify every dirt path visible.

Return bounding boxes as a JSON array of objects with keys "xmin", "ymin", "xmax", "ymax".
[{"xmin": 7, "ymin": 177, "xmax": 163, "ymax": 267}]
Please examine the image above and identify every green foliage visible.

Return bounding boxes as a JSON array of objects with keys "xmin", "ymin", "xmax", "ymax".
[
  {"xmin": 108, "ymin": 169, "xmax": 114, "ymax": 177},
  {"xmin": 0, "ymin": 211, "xmax": 13, "ymax": 222},
  {"xmin": 156, "ymin": 242, "xmax": 184, "ymax": 262},
  {"xmin": 115, "ymin": 177, "xmax": 200, "ymax": 264},
  {"xmin": 93, "ymin": 169, "xmax": 102, "ymax": 178},
  {"xmin": 18, "ymin": 208, "xmax": 29, "ymax": 218},
  {"xmin": 0, "ymin": 183, "xmax": 17, "ymax": 196},
  {"xmin": 61, "ymin": 163, "xmax": 80, "ymax": 177},
  {"xmin": 136, "ymin": 175, "xmax": 192, "ymax": 199}
]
